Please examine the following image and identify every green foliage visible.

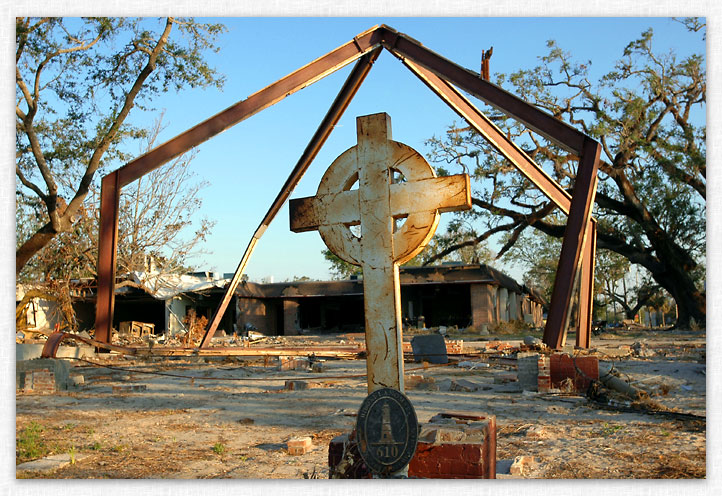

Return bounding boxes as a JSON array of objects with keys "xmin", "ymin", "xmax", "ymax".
[
  {"xmin": 17, "ymin": 422, "xmax": 48, "ymax": 461},
  {"xmin": 323, "ymin": 249, "xmax": 361, "ymax": 280},
  {"xmin": 425, "ymin": 22, "xmax": 706, "ymax": 326},
  {"xmin": 212, "ymin": 442, "xmax": 226, "ymax": 455},
  {"xmin": 595, "ymin": 423, "xmax": 625, "ymax": 438},
  {"xmin": 18, "ymin": 115, "xmax": 215, "ymax": 283}
]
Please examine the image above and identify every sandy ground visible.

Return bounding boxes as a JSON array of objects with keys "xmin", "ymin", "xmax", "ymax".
[{"xmin": 16, "ymin": 329, "xmax": 706, "ymax": 479}]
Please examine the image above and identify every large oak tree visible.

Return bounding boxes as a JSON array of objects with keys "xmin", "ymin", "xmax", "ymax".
[{"xmin": 425, "ymin": 22, "xmax": 706, "ymax": 328}]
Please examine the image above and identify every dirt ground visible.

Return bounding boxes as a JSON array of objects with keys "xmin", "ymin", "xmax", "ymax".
[{"xmin": 16, "ymin": 328, "xmax": 706, "ymax": 479}]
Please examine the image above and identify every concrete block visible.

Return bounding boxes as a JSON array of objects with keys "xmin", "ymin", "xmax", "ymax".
[
  {"xmin": 16, "ymin": 343, "xmax": 95, "ymax": 361},
  {"xmin": 112, "ymin": 384, "xmax": 147, "ymax": 393},
  {"xmin": 451, "ymin": 379, "xmax": 482, "ymax": 392},
  {"xmin": 517, "ymin": 353, "xmax": 540, "ymax": 391},
  {"xmin": 287, "ymin": 436, "xmax": 313, "ymax": 455},
  {"xmin": 436, "ymin": 378, "xmax": 453, "ymax": 391},
  {"xmin": 509, "ymin": 455, "xmax": 539, "ymax": 476},
  {"xmin": 70, "ymin": 375, "xmax": 85, "ymax": 387},
  {"xmin": 17, "ymin": 453, "xmax": 89, "ymax": 473}
]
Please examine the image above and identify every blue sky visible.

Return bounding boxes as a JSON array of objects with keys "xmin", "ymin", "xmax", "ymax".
[{"xmin": 77, "ymin": 18, "xmax": 709, "ymax": 282}]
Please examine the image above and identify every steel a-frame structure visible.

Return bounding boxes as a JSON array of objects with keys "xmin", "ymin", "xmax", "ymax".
[{"xmin": 95, "ymin": 25, "xmax": 600, "ymax": 351}]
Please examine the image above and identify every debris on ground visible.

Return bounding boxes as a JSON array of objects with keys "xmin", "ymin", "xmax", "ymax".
[{"xmin": 15, "ymin": 329, "xmax": 706, "ymax": 479}]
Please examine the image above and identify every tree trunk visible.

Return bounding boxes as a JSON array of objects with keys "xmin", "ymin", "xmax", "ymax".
[
  {"xmin": 649, "ymin": 264, "xmax": 705, "ymax": 329},
  {"xmin": 16, "ymin": 223, "xmax": 59, "ymax": 276}
]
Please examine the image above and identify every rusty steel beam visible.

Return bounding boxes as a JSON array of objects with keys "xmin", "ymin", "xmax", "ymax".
[
  {"xmin": 379, "ymin": 25, "xmax": 587, "ymax": 155},
  {"xmin": 199, "ymin": 49, "xmax": 383, "ymax": 348},
  {"xmin": 543, "ymin": 138, "xmax": 601, "ymax": 349},
  {"xmin": 94, "ymin": 172, "xmax": 120, "ymax": 346},
  {"xmin": 95, "ymin": 31, "xmax": 383, "ymax": 345},
  {"xmin": 401, "ymin": 59, "xmax": 573, "ymax": 214},
  {"xmin": 116, "ymin": 27, "xmax": 383, "ymax": 188}
]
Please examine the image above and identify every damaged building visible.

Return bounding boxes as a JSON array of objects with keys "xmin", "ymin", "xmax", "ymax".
[
  {"xmin": 235, "ymin": 264, "xmax": 544, "ymax": 335},
  {"xmin": 17, "ymin": 264, "xmax": 543, "ymax": 339}
]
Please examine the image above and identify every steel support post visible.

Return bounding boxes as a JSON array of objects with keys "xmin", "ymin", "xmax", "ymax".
[
  {"xmin": 94, "ymin": 172, "xmax": 120, "ymax": 345},
  {"xmin": 576, "ymin": 219, "xmax": 597, "ymax": 348},
  {"xmin": 402, "ymin": 58, "xmax": 599, "ymax": 348},
  {"xmin": 199, "ymin": 49, "xmax": 382, "ymax": 347},
  {"xmin": 543, "ymin": 139, "xmax": 601, "ymax": 349},
  {"xmin": 116, "ymin": 28, "xmax": 382, "ymax": 188}
]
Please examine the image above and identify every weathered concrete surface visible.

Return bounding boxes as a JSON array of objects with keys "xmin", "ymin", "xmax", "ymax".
[
  {"xmin": 16, "ymin": 343, "xmax": 94, "ymax": 361},
  {"xmin": 17, "ymin": 453, "xmax": 89, "ymax": 473}
]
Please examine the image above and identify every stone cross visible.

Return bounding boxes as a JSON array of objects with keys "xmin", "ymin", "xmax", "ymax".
[{"xmin": 290, "ymin": 113, "xmax": 471, "ymax": 393}]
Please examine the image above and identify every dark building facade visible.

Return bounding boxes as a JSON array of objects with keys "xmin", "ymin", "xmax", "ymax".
[{"xmin": 234, "ymin": 264, "xmax": 544, "ymax": 335}]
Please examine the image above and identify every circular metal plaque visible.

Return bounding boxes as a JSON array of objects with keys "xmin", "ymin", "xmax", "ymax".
[{"xmin": 355, "ymin": 388, "xmax": 418, "ymax": 476}]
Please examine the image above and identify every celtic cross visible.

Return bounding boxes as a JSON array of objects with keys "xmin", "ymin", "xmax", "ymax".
[{"xmin": 290, "ymin": 113, "xmax": 470, "ymax": 393}]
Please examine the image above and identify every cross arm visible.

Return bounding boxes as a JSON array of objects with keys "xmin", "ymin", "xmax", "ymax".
[
  {"xmin": 390, "ymin": 174, "xmax": 471, "ymax": 216},
  {"xmin": 289, "ymin": 189, "xmax": 360, "ymax": 232}
]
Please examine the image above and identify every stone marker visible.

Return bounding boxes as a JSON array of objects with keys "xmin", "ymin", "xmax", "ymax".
[
  {"xmin": 410, "ymin": 334, "xmax": 448, "ymax": 364},
  {"xmin": 290, "ymin": 113, "xmax": 470, "ymax": 393}
]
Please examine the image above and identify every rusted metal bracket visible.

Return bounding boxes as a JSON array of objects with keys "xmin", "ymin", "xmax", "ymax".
[{"xmin": 95, "ymin": 24, "xmax": 600, "ymax": 352}]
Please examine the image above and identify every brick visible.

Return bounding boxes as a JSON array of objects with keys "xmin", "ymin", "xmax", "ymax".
[
  {"xmin": 284, "ymin": 380, "xmax": 309, "ymax": 391},
  {"xmin": 330, "ymin": 414, "xmax": 496, "ymax": 479},
  {"xmin": 24, "ymin": 369, "xmax": 56, "ymax": 394},
  {"xmin": 287, "ymin": 436, "xmax": 313, "ymax": 455},
  {"xmin": 17, "ymin": 359, "xmax": 70, "ymax": 393},
  {"xmin": 549, "ymin": 354, "xmax": 598, "ymax": 392}
]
